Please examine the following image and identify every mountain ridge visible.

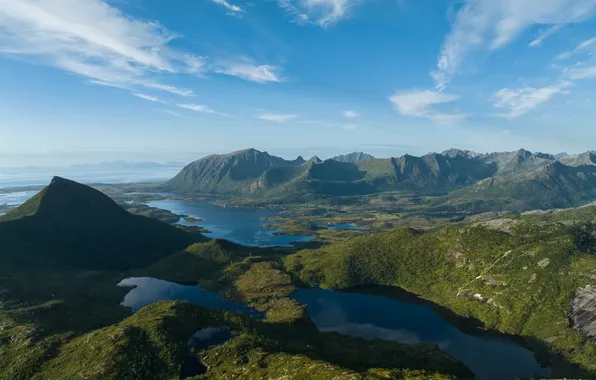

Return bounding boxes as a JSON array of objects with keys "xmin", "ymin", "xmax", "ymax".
[{"xmin": 165, "ymin": 148, "xmax": 596, "ymax": 211}]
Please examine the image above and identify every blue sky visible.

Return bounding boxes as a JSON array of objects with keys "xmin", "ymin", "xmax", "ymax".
[{"xmin": 2, "ymin": 0, "xmax": 596, "ymax": 166}]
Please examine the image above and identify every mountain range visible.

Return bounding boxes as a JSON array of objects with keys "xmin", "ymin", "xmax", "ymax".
[{"xmin": 164, "ymin": 148, "xmax": 596, "ymax": 211}]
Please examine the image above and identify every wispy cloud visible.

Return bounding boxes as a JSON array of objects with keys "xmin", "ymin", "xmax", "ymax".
[
  {"xmin": 342, "ymin": 110, "xmax": 359, "ymax": 118},
  {"xmin": 432, "ymin": 0, "xmax": 596, "ymax": 90},
  {"xmin": 0, "ymin": 0, "xmax": 204, "ymax": 96},
  {"xmin": 557, "ymin": 36, "xmax": 596, "ymax": 60},
  {"xmin": 210, "ymin": 0, "xmax": 244, "ymax": 15},
  {"xmin": 178, "ymin": 103, "xmax": 231, "ymax": 116},
  {"xmin": 492, "ymin": 81, "xmax": 572, "ymax": 119},
  {"xmin": 569, "ymin": 65, "xmax": 596, "ymax": 79},
  {"xmin": 257, "ymin": 113, "xmax": 299, "ymax": 123},
  {"xmin": 132, "ymin": 93, "xmax": 162, "ymax": 102},
  {"xmin": 529, "ymin": 25, "xmax": 562, "ymax": 47},
  {"xmin": 389, "ymin": 90, "xmax": 467, "ymax": 123},
  {"xmin": 0, "ymin": 0, "xmax": 283, "ymax": 99},
  {"xmin": 277, "ymin": 0, "xmax": 365, "ymax": 27},
  {"xmin": 214, "ymin": 62, "xmax": 283, "ymax": 83},
  {"xmin": 158, "ymin": 109, "xmax": 184, "ymax": 117}
]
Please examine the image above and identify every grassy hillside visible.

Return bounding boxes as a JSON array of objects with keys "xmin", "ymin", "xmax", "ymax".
[{"xmin": 285, "ymin": 220, "xmax": 596, "ymax": 377}]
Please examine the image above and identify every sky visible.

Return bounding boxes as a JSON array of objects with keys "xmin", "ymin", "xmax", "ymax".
[{"xmin": 2, "ymin": 0, "xmax": 596, "ymax": 166}]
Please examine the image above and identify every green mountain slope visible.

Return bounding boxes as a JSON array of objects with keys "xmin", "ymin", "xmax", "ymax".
[
  {"xmin": 440, "ymin": 161, "xmax": 596, "ymax": 213},
  {"xmin": 285, "ymin": 220, "xmax": 596, "ymax": 377},
  {"xmin": 0, "ymin": 176, "xmax": 196, "ymax": 270}
]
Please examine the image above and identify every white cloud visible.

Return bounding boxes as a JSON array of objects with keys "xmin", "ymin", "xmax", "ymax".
[
  {"xmin": 0, "ymin": 0, "xmax": 205, "ymax": 96},
  {"xmin": 132, "ymin": 93, "xmax": 162, "ymax": 102},
  {"xmin": 158, "ymin": 109, "xmax": 183, "ymax": 117},
  {"xmin": 529, "ymin": 25, "xmax": 562, "ymax": 47},
  {"xmin": 0, "ymin": 0, "xmax": 282, "ymax": 98},
  {"xmin": 492, "ymin": 81, "xmax": 572, "ymax": 119},
  {"xmin": 342, "ymin": 110, "xmax": 359, "ymax": 118},
  {"xmin": 210, "ymin": 0, "xmax": 244, "ymax": 16},
  {"xmin": 557, "ymin": 36, "xmax": 596, "ymax": 60},
  {"xmin": 257, "ymin": 113, "xmax": 299, "ymax": 123},
  {"xmin": 433, "ymin": 0, "xmax": 596, "ymax": 90},
  {"xmin": 214, "ymin": 62, "xmax": 283, "ymax": 83},
  {"xmin": 178, "ymin": 103, "xmax": 231, "ymax": 116},
  {"xmin": 389, "ymin": 90, "xmax": 467, "ymax": 122},
  {"xmin": 569, "ymin": 65, "xmax": 596, "ymax": 79},
  {"xmin": 277, "ymin": 0, "xmax": 364, "ymax": 27}
]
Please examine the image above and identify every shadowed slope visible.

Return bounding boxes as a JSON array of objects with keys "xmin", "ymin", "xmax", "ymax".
[{"xmin": 0, "ymin": 177, "xmax": 196, "ymax": 270}]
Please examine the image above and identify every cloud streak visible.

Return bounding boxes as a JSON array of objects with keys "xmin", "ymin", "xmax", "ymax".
[
  {"xmin": 257, "ymin": 113, "xmax": 299, "ymax": 122},
  {"xmin": 343, "ymin": 110, "xmax": 359, "ymax": 118},
  {"xmin": 132, "ymin": 93, "xmax": 162, "ymax": 102},
  {"xmin": 433, "ymin": 0, "xmax": 596, "ymax": 90},
  {"xmin": 0, "ymin": 0, "xmax": 203, "ymax": 96},
  {"xmin": 210, "ymin": 0, "xmax": 244, "ymax": 15},
  {"xmin": 389, "ymin": 90, "xmax": 467, "ymax": 123},
  {"xmin": 277, "ymin": 0, "xmax": 365, "ymax": 27},
  {"xmin": 214, "ymin": 62, "xmax": 284, "ymax": 83},
  {"xmin": 0, "ymin": 0, "xmax": 283, "ymax": 99},
  {"xmin": 492, "ymin": 81, "xmax": 572, "ymax": 119},
  {"xmin": 178, "ymin": 103, "xmax": 231, "ymax": 116}
]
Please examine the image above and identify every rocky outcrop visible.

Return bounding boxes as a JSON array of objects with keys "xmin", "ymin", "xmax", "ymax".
[{"xmin": 571, "ymin": 285, "xmax": 596, "ymax": 338}]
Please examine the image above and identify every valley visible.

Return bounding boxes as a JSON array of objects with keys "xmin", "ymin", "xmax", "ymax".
[{"xmin": 3, "ymin": 148, "xmax": 596, "ymax": 379}]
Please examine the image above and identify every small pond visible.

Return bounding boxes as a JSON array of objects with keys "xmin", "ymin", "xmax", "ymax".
[
  {"xmin": 181, "ymin": 327, "xmax": 233, "ymax": 379},
  {"xmin": 118, "ymin": 277, "xmax": 262, "ymax": 318}
]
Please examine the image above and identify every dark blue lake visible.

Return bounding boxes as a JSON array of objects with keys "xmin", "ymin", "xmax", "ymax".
[
  {"xmin": 293, "ymin": 288, "xmax": 551, "ymax": 380},
  {"xmin": 145, "ymin": 199, "xmax": 314, "ymax": 247},
  {"xmin": 118, "ymin": 277, "xmax": 551, "ymax": 380},
  {"xmin": 117, "ymin": 277, "xmax": 262, "ymax": 318}
]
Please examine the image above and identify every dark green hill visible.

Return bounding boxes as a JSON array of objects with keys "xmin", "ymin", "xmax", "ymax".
[
  {"xmin": 331, "ymin": 151, "xmax": 375, "ymax": 163},
  {"xmin": 0, "ymin": 177, "xmax": 196, "ymax": 270}
]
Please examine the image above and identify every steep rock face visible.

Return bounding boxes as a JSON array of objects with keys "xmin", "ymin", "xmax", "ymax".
[
  {"xmin": 559, "ymin": 152, "xmax": 596, "ymax": 167},
  {"xmin": 307, "ymin": 160, "xmax": 365, "ymax": 182},
  {"xmin": 389, "ymin": 153, "xmax": 495, "ymax": 192},
  {"xmin": 166, "ymin": 149, "xmax": 304, "ymax": 194},
  {"xmin": 476, "ymin": 149, "xmax": 555, "ymax": 175},
  {"xmin": 441, "ymin": 148, "xmax": 480, "ymax": 160},
  {"xmin": 571, "ymin": 285, "xmax": 596, "ymax": 338},
  {"xmin": 331, "ymin": 152, "xmax": 375, "ymax": 163},
  {"xmin": 0, "ymin": 177, "xmax": 194, "ymax": 270}
]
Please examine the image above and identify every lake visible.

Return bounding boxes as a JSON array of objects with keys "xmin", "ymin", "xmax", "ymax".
[
  {"xmin": 117, "ymin": 277, "xmax": 551, "ymax": 380},
  {"xmin": 292, "ymin": 288, "xmax": 551, "ymax": 380},
  {"xmin": 145, "ymin": 198, "xmax": 314, "ymax": 247},
  {"xmin": 118, "ymin": 277, "xmax": 263, "ymax": 318}
]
